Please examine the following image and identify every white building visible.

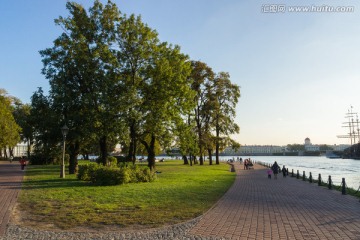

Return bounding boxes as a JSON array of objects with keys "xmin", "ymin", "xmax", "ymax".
[
  {"xmin": 332, "ymin": 144, "xmax": 350, "ymax": 151},
  {"xmin": 224, "ymin": 145, "xmax": 285, "ymax": 155},
  {"xmin": 304, "ymin": 137, "xmax": 320, "ymax": 151},
  {"xmin": 2, "ymin": 142, "xmax": 29, "ymax": 157}
]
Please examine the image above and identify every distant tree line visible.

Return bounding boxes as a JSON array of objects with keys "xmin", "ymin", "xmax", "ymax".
[{"xmin": 1, "ymin": 0, "xmax": 240, "ymax": 173}]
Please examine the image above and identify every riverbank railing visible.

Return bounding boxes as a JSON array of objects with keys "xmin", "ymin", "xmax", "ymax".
[{"xmin": 256, "ymin": 161, "xmax": 360, "ymax": 200}]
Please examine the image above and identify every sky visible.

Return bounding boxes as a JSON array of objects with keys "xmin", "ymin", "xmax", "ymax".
[{"xmin": 1, "ymin": 0, "xmax": 360, "ymax": 146}]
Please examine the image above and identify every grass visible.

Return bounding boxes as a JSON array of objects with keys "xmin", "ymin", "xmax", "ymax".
[{"xmin": 18, "ymin": 160, "xmax": 235, "ymax": 230}]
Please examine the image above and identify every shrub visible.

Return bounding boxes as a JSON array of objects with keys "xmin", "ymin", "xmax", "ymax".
[
  {"xmin": 30, "ymin": 153, "xmax": 56, "ymax": 165},
  {"xmin": 77, "ymin": 163, "xmax": 99, "ymax": 182},
  {"xmin": 92, "ymin": 167, "xmax": 122, "ymax": 185},
  {"xmin": 113, "ymin": 155, "xmax": 133, "ymax": 164},
  {"xmin": 77, "ymin": 163, "xmax": 156, "ymax": 186},
  {"xmin": 107, "ymin": 156, "xmax": 117, "ymax": 167}
]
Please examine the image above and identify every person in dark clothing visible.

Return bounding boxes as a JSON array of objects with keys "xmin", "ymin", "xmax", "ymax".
[
  {"xmin": 272, "ymin": 161, "xmax": 279, "ymax": 179},
  {"xmin": 282, "ymin": 165, "xmax": 287, "ymax": 177}
]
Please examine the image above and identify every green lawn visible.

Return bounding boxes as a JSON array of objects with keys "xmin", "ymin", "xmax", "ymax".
[{"xmin": 18, "ymin": 160, "xmax": 235, "ymax": 230}]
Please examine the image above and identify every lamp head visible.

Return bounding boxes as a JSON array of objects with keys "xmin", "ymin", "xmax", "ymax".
[{"xmin": 61, "ymin": 124, "xmax": 69, "ymax": 137}]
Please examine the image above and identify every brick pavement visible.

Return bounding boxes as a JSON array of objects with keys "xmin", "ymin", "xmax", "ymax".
[
  {"xmin": 0, "ymin": 161, "xmax": 24, "ymax": 236},
  {"xmin": 189, "ymin": 163, "xmax": 360, "ymax": 240}
]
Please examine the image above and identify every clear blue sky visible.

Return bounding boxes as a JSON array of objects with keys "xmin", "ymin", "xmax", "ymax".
[{"xmin": 1, "ymin": 0, "xmax": 360, "ymax": 146}]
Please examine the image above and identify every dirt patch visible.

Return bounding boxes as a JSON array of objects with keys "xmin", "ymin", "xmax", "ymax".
[{"xmin": 10, "ymin": 203, "xmax": 165, "ymax": 233}]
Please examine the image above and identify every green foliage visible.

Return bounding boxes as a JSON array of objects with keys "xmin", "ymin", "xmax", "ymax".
[
  {"xmin": 107, "ymin": 156, "xmax": 117, "ymax": 167},
  {"xmin": 114, "ymin": 155, "xmax": 130, "ymax": 164},
  {"xmin": 77, "ymin": 163, "xmax": 99, "ymax": 181},
  {"xmin": 30, "ymin": 88, "xmax": 62, "ymax": 162},
  {"xmin": 77, "ymin": 163, "xmax": 156, "ymax": 186},
  {"xmin": 287, "ymin": 144, "xmax": 305, "ymax": 151},
  {"xmin": 33, "ymin": 0, "xmax": 240, "ymax": 172},
  {"xmin": 0, "ymin": 89, "xmax": 21, "ymax": 151},
  {"xmin": 319, "ymin": 144, "xmax": 333, "ymax": 151}
]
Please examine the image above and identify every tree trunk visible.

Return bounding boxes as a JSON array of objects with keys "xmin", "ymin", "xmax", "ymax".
[
  {"xmin": 147, "ymin": 134, "xmax": 156, "ymax": 170},
  {"xmin": 128, "ymin": 121, "xmax": 137, "ymax": 163},
  {"xmin": 26, "ymin": 139, "xmax": 32, "ymax": 159},
  {"xmin": 68, "ymin": 141, "xmax": 80, "ymax": 174},
  {"xmin": 182, "ymin": 155, "xmax": 189, "ymax": 165},
  {"xmin": 195, "ymin": 109, "xmax": 204, "ymax": 166},
  {"xmin": 215, "ymin": 123, "xmax": 220, "ymax": 165},
  {"xmin": 133, "ymin": 136, "xmax": 137, "ymax": 165},
  {"xmin": 139, "ymin": 134, "xmax": 156, "ymax": 170},
  {"xmin": 99, "ymin": 136, "xmax": 108, "ymax": 166},
  {"xmin": 8, "ymin": 147, "xmax": 14, "ymax": 158},
  {"xmin": 3, "ymin": 148, "xmax": 8, "ymax": 159},
  {"xmin": 199, "ymin": 154, "xmax": 204, "ymax": 165},
  {"xmin": 193, "ymin": 155, "xmax": 198, "ymax": 165},
  {"xmin": 208, "ymin": 148, "xmax": 213, "ymax": 165}
]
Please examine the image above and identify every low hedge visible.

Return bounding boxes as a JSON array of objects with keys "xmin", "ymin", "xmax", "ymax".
[{"xmin": 77, "ymin": 163, "xmax": 156, "ymax": 186}]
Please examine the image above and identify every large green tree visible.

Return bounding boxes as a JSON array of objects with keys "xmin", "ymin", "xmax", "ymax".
[
  {"xmin": 189, "ymin": 61, "xmax": 215, "ymax": 165},
  {"xmin": 211, "ymin": 72, "xmax": 240, "ymax": 164},
  {"xmin": 137, "ymin": 43, "xmax": 194, "ymax": 169},
  {"xmin": 114, "ymin": 14, "xmax": 159, "ymax": 164},
  {"xmin": 115, "ymin": 15, "xmax": 194, "ymax": 169},
  {"xmin": 0, "ymin": 89, "xmax": 21, "ymax": 158},
  {"xmin": 40, "ymin": 0, "xmax": 125, "ymax": 170}
]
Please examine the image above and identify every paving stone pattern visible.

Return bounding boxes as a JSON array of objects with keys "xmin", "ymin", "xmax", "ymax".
[
  {"xmin": 0, "ymin": 161, "xmax": 360, "ymax": 239},
  {"xmin": 189, "ymin": 163, "xmax": 360, "ymax": 240},
  {"xmin": 0, "ymin": 162, "xmax": 24, "ymax": 237}
]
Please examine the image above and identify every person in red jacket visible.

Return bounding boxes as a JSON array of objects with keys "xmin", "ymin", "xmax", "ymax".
[{"xmin": 19, "ymin": 157, "xmax": 27, "ymax": 170}]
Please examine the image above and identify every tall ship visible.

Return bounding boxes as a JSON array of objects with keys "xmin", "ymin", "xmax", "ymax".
[{"xmin": 337, "ymin": 106, "xmax": 360, "ymax": 159}]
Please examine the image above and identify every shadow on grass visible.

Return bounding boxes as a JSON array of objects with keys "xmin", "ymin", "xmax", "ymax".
[
  {"xmin": 22, "ymin": 178, "xmax": 90, "ymax": 190},
  {"xmin": 22, "ymin": 165, "xmax": 91, "ymax": 190}
]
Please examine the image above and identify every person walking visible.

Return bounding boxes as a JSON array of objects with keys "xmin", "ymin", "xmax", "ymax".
[
  {"xmin": 19, "ymin": 157, "xmax": 27, "ymax": 171},
  {"xmin": 272, "ymin": 161, "xmax": 279, "ymax": 179},
  {"xmin": 267, "ymin": 168, "xmax": 272, "ymax": 179},
  {"xmin": 282, "ymin": 165, "xmax": 287, "ymax": 178}
]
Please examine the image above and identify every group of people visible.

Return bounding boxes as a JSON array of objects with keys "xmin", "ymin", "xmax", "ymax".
[
  {"xmin": 227, "ymin": 158, "xmax": 288, "ymax": 178},
  {"xmin": 267, "ymin": 161, "xmax": 287, "ymax": 179},
  {"xmin": 243, "ymin": 158, "xmax": 253, "ymax": 170}
]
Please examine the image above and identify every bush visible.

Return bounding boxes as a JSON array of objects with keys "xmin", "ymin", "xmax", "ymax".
[
  {"xmin": 107, "ymin": 156, "xmax": 117, "ymax": 167},
  {"xmin": 114, "ymin": 155, "xmax": 131, "ymax": 164},
  {"xmin": 77, "ymin": 163, "xmax": 99, "ymax": 181},
  {"xmin": 77, "ymin": 163, "xmax": 156, "ymax": 186},
  {"xmin": 30, "ymin": 153, "xmax": 56, "ymax": 165}
]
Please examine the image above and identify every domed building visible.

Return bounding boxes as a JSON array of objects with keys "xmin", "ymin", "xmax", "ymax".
[{"xmin": 304, "ymin": 137, "xmax": 319, "ymax": 151}]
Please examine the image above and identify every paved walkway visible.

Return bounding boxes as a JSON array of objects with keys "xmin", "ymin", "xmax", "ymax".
[
  {"xmin": 1, "ymin": 161, "xmax": 360, "ymax": 239},
  {"xmin": 189, "ymin": 163, "xmax": 360, "ymax": 239},
  {"xmin": 0, "ymin": 161, "xmax": 24, "ymax": 236}
]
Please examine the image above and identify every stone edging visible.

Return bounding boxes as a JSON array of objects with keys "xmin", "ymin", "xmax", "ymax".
[{"xmin": 1, "ymin": 216, "xmax": 227, "ymax": 240}]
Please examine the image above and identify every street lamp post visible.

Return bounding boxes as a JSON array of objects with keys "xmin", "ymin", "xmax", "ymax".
[{"xmin": 60, "ymin": 124, "xmax": 69, "ymax": 178}]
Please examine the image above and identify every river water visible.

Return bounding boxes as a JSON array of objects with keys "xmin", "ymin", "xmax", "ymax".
[{"xmin": 219, "ymin": 156, "xmax": 360, "ymax": 190}]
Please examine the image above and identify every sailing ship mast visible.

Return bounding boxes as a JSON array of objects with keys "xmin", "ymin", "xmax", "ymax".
[{"xmin": 337, "ymin": 106, "xmax": 360, "ymax": 145}]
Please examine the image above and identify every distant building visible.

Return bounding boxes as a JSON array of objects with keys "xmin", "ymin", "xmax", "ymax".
[
  {"xmin": 3, "ymin": 142, "xmax": 29, "ymax": 157},
  {"xmin": 223, "ymin": 145, "xmax": 285, "ymax": 155},
  {"xmin": 304, "ymin": 137, "xmax": 320, "ymax": 152},
  {"xmin": 332, "ymin": 144, "xmax": 351, "ymax": 151}
]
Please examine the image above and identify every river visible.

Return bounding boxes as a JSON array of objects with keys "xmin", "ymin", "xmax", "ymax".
[
  {"xmin": 93, "ymin": 154, "xmax": 360, "ymax": 190},
  {"xmin": 220, "ymin": 155, "xmax": 360, "ymax": 190}
]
